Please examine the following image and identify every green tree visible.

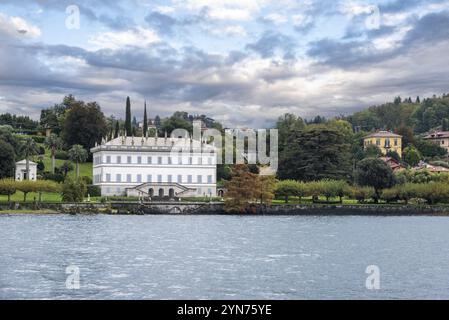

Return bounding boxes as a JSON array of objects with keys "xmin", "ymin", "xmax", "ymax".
[
  {"xmin": 68, "ymin": 145, "xmax": 88, "ymax": 178},
  {"xmin": 0, "ymin": 139, "xmax": 15, "ymax": 179},
  {"xmin": 355, "ymin": 158, "xmax": 396, "ymax": 202},
  {"xmin": 275, "ymin": 180, "xmax": 299, "ymax": 203},
  {"xmin": 125, "ymin": 96, "xmax": 132, "ymax": 136},
  {"xmin": 386, "ymin": 150, "xmax": 401, "ymax": 162},
  {"xmin": 62, "ymin": 100, "xmax": 107, "ymax": 151},
  {"xmin": 60, "ymin": 161, "xmax": 74, "ymax": 177},
  {"xmin": 143, "ymin": 101, "xmax": 148, "ymax": 137},
  {"xmin": 154, "ymin": 115, "xmax": 161, "ymax": 128},
  {"xmin": 18, "ymin": 137, "xmax": 39, "ymax": 181},
  {"xmin": 255, "ymin": 175, "xmax": 276, "ymax": 205},
  {"xmin": 62, "ymin": 178, "xmax": 86, "ymax": 202},
  {"xmin": 15, "ymin": 180, "xmax": 38, "ymax": 202},
  {"xmin": 160, "ymin": 115, "xmax": 192, "ymax": 135},
  {"xmin": 403, "ymin": 146, "xmax": 422, "ymax": 167},
  {"xmin": 44, "ymin": 134, "xmax": 62, "ymax": 174},
  {"xmin": 0, "ymin": 179, "xmax": 17, "ymax": 204},
  {"xmin": 114, "ymin": 121, "xmax": 120, "ymax": 138},
  {"xmin": 414, "ymin": 138, "xmax": 447, "ymax": 158},
  {"xmin": 34, "ymin": 180, "xmax": 61, "ymax": 202},
  {"xmin": 276, "ymin": 113, "xmax": 305, "ymax": 152},
  {"xmin": 278, "ymin": 126, "xmax": 352, "ymax": 182},
  {"xmin": 364, "ymin": 144, "xmax": 383, "ymax": 158}
]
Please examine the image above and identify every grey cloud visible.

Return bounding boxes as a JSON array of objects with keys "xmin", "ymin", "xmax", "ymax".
[
  {"xmin": 246, "ymin": 32, "xmax": 296, "ymax": 59},
  {"xmin": 308, "ymin": 11, "xmax": 449, "ymax": 68}
]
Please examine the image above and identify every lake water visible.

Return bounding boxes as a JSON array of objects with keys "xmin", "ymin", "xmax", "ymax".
[{"xmin": 1, "ymin": 214, "xmax": 449, "ymax": 300}]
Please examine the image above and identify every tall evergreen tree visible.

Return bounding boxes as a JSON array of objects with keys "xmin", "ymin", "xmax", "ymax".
[
  {"xmin": 125, "ymin": 96, "xmax": 132, "ymax": 136},
  {"xmin": 416, "ymin": 96, "xmax": 421, "ymax": 104},
  {"xmin": 154, "ymin": 115, "xmax": 161, "ymax": 128},
  {"xmin": 143, "ymin": 101, "xmax": 148, "ymax": 137},
  {"xmin": 114, "ymin": 121, "xmax": 120, "ymax": 138}
]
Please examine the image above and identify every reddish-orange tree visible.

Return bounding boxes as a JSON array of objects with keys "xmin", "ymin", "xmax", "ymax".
[{"xmin": 224, "ymin": 165, "xmax": 263, "ymax": 213}]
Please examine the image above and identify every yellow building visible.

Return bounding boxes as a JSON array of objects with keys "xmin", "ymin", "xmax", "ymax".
[{"xmin": 364, "ymin": 131, "xmax": 402, "ymax": 157}]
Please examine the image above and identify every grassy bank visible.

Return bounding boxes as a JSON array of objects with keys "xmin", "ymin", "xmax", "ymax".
[{"xmin": 0, "ymin": 209, "xmax": 59, "ymax": 215}]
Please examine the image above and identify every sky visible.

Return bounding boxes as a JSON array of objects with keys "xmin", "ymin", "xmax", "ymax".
[{"xmin": 0, "ymin": 0, "xmax": 449, "ymax": 128}]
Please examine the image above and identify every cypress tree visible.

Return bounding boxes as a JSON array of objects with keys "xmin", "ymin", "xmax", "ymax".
[
  {"xmin": 143, "ymin": 101, "xmax": 148, "ymax": 137},
  {"xmin": 125, "ymin": 96, "xmax": 132, "ymax": 136},
  {"xmin": 416, "ymin": 96, "xmax": 421, "ymax": 104},
  {"xmin": 114, "ymin": 121, "xmax": 119, "ymax": 138}
]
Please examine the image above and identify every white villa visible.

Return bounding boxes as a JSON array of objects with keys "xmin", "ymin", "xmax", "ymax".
[
  {"xmin": 15, "ymin": 160, "xmax": 37, "ymax": 181},
  {"xmin": 90, "ymin": 131, "xmax": 217, "ymax": 199}
]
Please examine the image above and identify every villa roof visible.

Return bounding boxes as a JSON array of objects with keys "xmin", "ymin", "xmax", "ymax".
[
  {"xmin": 91, "ymin": 136, "xmax": 216, "ymax": 153},
  {"xmin": 364, "ymin": 131, "xmax": 402, "ymax": 139},
  {"xmin": 424, "ymin": 131, "xmax": 449, "ymax": 139},
  {"xmin": 15, "ymin": 159, "xmax": 37, "ymax": 165}
]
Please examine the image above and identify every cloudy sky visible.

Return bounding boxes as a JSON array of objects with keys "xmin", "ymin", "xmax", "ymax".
[{"xmin": 0, "ymin": 0, "xmax": 449, "ymax": 127}]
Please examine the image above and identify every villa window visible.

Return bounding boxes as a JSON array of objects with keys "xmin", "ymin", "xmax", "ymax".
[
  {"xmin": 442, "ymin": 141, "xmax": 445, "ymax": 145},
  {"xmin": 127, "ymin": 174, "xmax": 132, "ymax": 183},
  {"xmin": 188, "ymin": 175, "xmax": 192, "ymax": 183},
  {"xmin": 394, "ymin": 139, "xmax": 398, "ymax": 146},
  {"xmin": 127, "ymin": 156, "xmax": 132, "ymax": 164},
  {"xmin": 116, "ymin": 174, "xmax": 122, "ymax": 182},
  {"xmin": 168, "ymin": 157, "xmax": 172, "ymax": 165},
  {"xmin": 137, "ymin": 174, "xmax": 142, "ymax": 183},
  {"xmin": 106, "ymin": 174, "xmax": 111, "ymax": 182},
  {"xmin": 385, "ymin": 139, "xmax": 391, "ymax": 148},
  {"xmin": 158, "ymin": 157, "xmax": 162, "ymax": 165},
  {"xmin": 178, "ymin": 157, "xmax": 182, "ymax": 165},
  {"xmin": 147, "ymin": 156, "xmax": 152, "ymax": 164},
  {"xmin": 117, "ymin": 156, "xmax": 121, "ymax": 164},
  {"xmin": 137, "ymin": 156, "xmax": 142, "ymax": 164},
  {"xmin": 157, "ymin": 175, "xmax": 162, "ymax": 183},
  {"xmin": 207, "ymin": 175, "xmax": 212, "ymax": 184},
  {"xmin": 168, "ymin": 175, "xmax": 172, "ymax": 183},
  {"xmin": 198, "ymin": 157, "xmax": 202, "ymax": 165},
  {"xmin": 106, "ymin": 156, "xmax": 111, "ymax": 164},
  {"xmin": 208, "ymin": 157, "xmax": 212, "ymax": 165},
  {"xmin": 178, "ymin": 175, "xmax": 182, "ymax": 183},
  {"xmin": 147, "ymin": 175, "xmax": 152, "ymax": 183},
  {"xmin": 197, "ymin": 175, "xmax": 202, "ymax": 183},
  {"xmin": 189, "ymin": 157, "xmax": 193, "ymax": 165},
  {"xmin": 376, "ymin": 139, "xmax": 381, "ymax": 146}
]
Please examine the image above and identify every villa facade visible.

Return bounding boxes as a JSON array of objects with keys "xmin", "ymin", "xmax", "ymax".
[
  {"xmin": 424, "ymin": 131, "xmax": 449, "ymax": 153},
  {"xmin": 90, "ymin": 135, "xmax": 217, "ymax": 198},
  {"xmin": 364, "ymin": 131, "xmax": 403, "ymax": 157}
]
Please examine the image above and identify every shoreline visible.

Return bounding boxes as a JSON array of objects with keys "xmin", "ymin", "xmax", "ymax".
[{"xmin": 2, "ymin": 203, "xmax": 449, "ymax": 216}]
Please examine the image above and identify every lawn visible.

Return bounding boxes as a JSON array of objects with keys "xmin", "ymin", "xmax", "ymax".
[
  {"xmin": 0, "ymin": 191, "xmax": 62, "ymax": 203},
  {"xmin": 36, "ymin": 147, "xmax": 93, "ymax": 180}
]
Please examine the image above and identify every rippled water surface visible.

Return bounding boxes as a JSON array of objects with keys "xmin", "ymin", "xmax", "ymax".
[{"xmin": 1, "ymin": 214, "xmax": 449, "ymax": 299}]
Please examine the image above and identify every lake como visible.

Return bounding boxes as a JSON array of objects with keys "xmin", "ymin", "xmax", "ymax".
[{"xmin": 1, "ymin": 214, "xmax": 449, "ymax": 300}]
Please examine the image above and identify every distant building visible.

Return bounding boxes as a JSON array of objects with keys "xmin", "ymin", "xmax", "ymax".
[
  {"xmin": 414, "ymin": 161, "xmax": 449, "ymax": 174},
  {"xmin": 379, "ymin": 157, "xmax": 406, "ymax": 172},
  {"xmin": 424, "ymin": 131, "xmax": 449, "ymax": 153},
  {"xmin": 15, "ymin": 160, "xmax": 37, "ymax": 181},
  {"xmin": 364, "ymin": 131, "xmax": 403, "ymax": 157},
  {"xmin": 90, "ymin": 135, "xmax": 217, "ymax": 199}
]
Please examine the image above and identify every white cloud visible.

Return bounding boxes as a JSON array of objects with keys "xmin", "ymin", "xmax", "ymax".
[
  {"xmin": 176, "ymin": 0, "xmax": 271, "ymax": 21},
  {"xmin": 292, "ymin": 14, "xmax": 313, "ymax": 28},
  {"xmin": 88, "ymin": 27, "xmax": 160, "ymax": 50},
  {"xmin": 0, "ymin": 13, "xmax": 41, "ymax": 39},
  {"xmin": 339, "ymin": 1, "xmax": 377, "ymax": 17},
  {"xmin": 264, "ymin": 13, "xmax": 288, "ymax": 24},
  {"xmin": 222, "ymin": 25, "xmax": 248, "ymax": 37},
  {"xmin": 206, "ymin": 8, "xmax": 252, "ymax": 21},
  {"xmin": 153, "ymin": 6, "xmax": 176, "ymax": 14}
]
